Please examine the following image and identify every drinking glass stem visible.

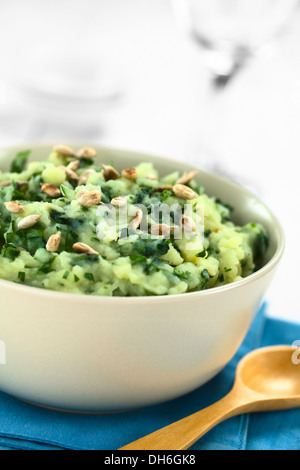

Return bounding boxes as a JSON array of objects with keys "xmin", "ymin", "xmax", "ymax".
[
  {"xmin": 197, "ymin": 44, "xmax": 252, "ymax": 163},
  {"xmin": 210, "ymin": 46, "xmax": 252, "ymax": 90}
]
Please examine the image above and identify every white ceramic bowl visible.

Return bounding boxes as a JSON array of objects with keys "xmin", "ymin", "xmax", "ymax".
[{"xmin": 0, "ymin": 144, "xmax": 284, "ymax": 412}]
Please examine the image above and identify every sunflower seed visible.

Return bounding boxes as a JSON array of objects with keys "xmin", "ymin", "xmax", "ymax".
[
  {"xmin": 54, "ymin": 144, "xmax": 76, "ymax": 157},
  {"xmin": 77, "ymin": 147, "xmax": 97, "ymax": 159},
  {"xmin": 122, "ymin": 168, "xmax": 138, "ymax": 180},
  {"xmin": 145, "ymin": 173, "xmax": 158, "ymax": 180},
  {"xmin": 18, "ymin": 215, "xmax": 41, "ymax": 230},
  {"xmin": 67, "ymin": 160, "xmax": 80, "ymax": 172},
  {"xmin": 4, "ymin": 201, "xmax": 24, "ymax": 214},
  {"xmin": 59, "ymin": 165, "xmax": 79, "ymax": 182},
  {"xmin": 176, "ymin": 170, "xmax": 198, "ymax": 185},
  {"xmin": 41, "ymin": 183, "xmax": 61, "ymax": 198},
  {"xmin": 76, "ymin": 189, "xmax": 89, "ymax": 199},
  {"xmin": 16, "ymin": 181, "xmax": 29, "ymax": 188},
  {"xmin": 73, "ymin": 242, "xmax": 99, "ymax": 255},
  {"xmin": 150, "ymin": 224, "xmax": 176, "ymax": 237},
  {"xmin": 111, "ymin": 197, "xmax": 127, "ymax": 208},
  {"xmin": 102, "ymin": 164, "xmax": 120, "ymax": 181},
  {"xmin": 173, "ymin": 184, "xmax": 198, "ymax": 200},
  {"xmin": 0, "ymin": 181, "xmax": 12, "ymax": 187},
  {"xmin": 181, "ymin": 215, "xmax": 196, "ymax": 232},
  {"xmin": 0, "ymin": 180, "xmax": 28, "ymax": 188},
  {"xmin": 77, "ymin": 190, "xmax": 101, "ymax": 207},
  {"xmin": 78, "ymin": 169, "xmax": 96, "ymax": 186},
  {"xmin": 130, "ymin": 209, "xmax": 143, "ymax": 230},
  {"xmin": 46, "ymin": 232, "xmax": 61, "ymax": 252},
  {"xmin": 156, "ymin": 185, "xmax": 174, "ymax": 192}
]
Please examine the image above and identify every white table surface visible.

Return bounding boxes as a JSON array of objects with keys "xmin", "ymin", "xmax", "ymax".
[{"xmin": 0, "ymin": 0, "xmax": 299, "ymax": 324}]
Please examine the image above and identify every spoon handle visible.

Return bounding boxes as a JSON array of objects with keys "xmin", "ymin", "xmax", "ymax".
[{"xmin": 119, "ymin": 390, "xmax": 250, "ymax": 450}]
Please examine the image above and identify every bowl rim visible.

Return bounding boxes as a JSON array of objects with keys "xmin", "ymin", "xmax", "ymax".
[{"xmin": 0, "ymin": 143, "xmax": 285, "ymax": 303}]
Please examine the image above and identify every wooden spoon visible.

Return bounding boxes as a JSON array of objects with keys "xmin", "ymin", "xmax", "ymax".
[{"xmin": 120, "ymin": 346, "xmax": 300, "ymax": 450}]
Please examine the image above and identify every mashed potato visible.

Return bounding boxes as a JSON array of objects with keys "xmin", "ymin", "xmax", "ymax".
[{"xmin": 0, "ymin": 146, "xmax": 269, "ymax": 296}]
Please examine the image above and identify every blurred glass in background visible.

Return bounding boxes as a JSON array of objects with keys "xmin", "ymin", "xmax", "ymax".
[
  {"xmin": 172, "ymin": 0, "xmax": 299, "ymax": 86},
  {"xmin": 170, "ymin": 0, "xmax": 299, "ymax": 188}
]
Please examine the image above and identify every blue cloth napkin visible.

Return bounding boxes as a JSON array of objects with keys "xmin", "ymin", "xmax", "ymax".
[{"xmin": 0, "ymin": 303, "xmax": 299, "ymax": 450}]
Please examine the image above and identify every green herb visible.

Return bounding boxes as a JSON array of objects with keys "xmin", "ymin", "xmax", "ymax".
[
  {"xmin": 10, "ymin": 150, "xmax": 31, "ymax": 173},
  {"xmin": 204, "ymin": 229, "xmax": 211, "ymax": 237},
  {"xmin": 37, "ymin": 252, "xmax": 56, "ymax": 274},
  {"xmin": 1, "ymin": 243, "xmax": 20, "ymax": 260},
  {"xmin": 160, "ymin": 189, "xmax": 173, "ymax": 201},
  {"xmin": 145, "ymin": 263, "xmax": 160, "ymax": 275},
  {"xmin": 219, "ymin": 273, "xmax": 225, "ymax": 282},
  {"xmin": 257, "ymin": 233, "xmax": 269, "ymax": 258},
  {"xmin": 173, "ymin": 268, "xmax": 190, "ymax": 281},
  {"xmin": 74, "ymin": 274, "xmax": 80, "ymax": 282},
  {"xmin": 136, "ymin": 187, "xmax": 152, "ymax": 205},
  {"xmin": 18, "ymin": 271, "xmax": 25, "ymax": 282},
  {"xmin": 200, "ymin": 268, "xmax": 210, "ymax": 289},
  {"xmin": 100, "ymin": 186, "xmax": 113, "ymax": 203},
  {"xmin": 3, "ymin": 181, "xmax": 27, "ymax": 202},
  {"xmin": 56, "ymin": 224, "xmax": 78, "ymax": 252},
  {"xmin": 78, "ymin": 158, "xmax": 94, "ymax": 169},
  {"xmin": 6, "ymin": 228, "xmax": 45, "ymax": 256},
  {"xmin": 224, "ymin": 267, "xmax": 232, "ymax": 272},
  {"xmin": 130, "ymin": 254, "xmax": 148, "ymax": 265},
  {"xmin": 193, "ymin": 184, "xmax": 204, "ymax": 195},
  {"xmin": 69, "ymin": 254, "xmax": 99, "ymax": 266},
  {"xmin": 0, "ymin": 204, "xmax": 13, "ymax": 240},
  {"xmin": 196, "ymin": 249, "xmax": 206, "ymax": 258},
  {"xmin": 133, "ymin": 238, "xmax": 169, "ymax": 257},
  {"xmin": 60, "ymin": 184, "xmax": 74, "ymax": 200},
  {"xmin": 50, "ymin": 210, "xmax": 82, "ymax": 229},
  {"xmin": 84, "ymin": 273, "xmax": 95, "ymax": 281},
  {"xmin": 63, "ymin": 271, "xmax": 70, "ymax": 279},
  {"xmin": 201, "ymin": 269, "xmax": 210, "ymax": 280}
]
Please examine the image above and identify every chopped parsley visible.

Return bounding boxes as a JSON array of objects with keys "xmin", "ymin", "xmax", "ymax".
[{"xmin": 10, "ymin": 150, "xmax": 31, "ymax": 173}]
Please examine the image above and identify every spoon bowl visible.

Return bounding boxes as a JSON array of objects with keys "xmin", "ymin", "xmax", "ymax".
[
  {"xmin": 120, "ymin": 346, "xmax": 300, "ymax": 450},
  {"xmin": 238, "ymin": 346, "xmax": 300, "ymax": 398}
]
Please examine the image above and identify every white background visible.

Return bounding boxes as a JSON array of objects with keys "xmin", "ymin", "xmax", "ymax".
[{"xmin": 0, "ymin": 0, "xmax": 299, "ymax": 323}]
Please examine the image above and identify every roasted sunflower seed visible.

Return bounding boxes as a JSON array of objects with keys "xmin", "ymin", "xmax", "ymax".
[
  {"xmin": 0, "ymin": 181, "xmax": 12, "ymax": 188},
  {"xmin": 41, "ymin": 183, "xmax": 61, "ymax": 198},
  {"xmin": 150, "ymin": 224, "xmax": 176, "ymax": 237},
  {"xmin": 130, "ymin": 209, "xmax": 143, "ymax": 230},
  {"xmin": 77, "ymin": 190, "xmax": 101, "ymax": 207},
  {"xmin": 176, "ymin": 170, "xmax": 198, "ymax": 185},
  {"xmin": 111, "ymin": 197, "xmax": 127, "ymax": 208},
  {"xmin": 16, "ymin": 181, "xmax": 29, "ymax": 188},
  {"xmin": 77, "ymin": 147, "xmax": 97, "ymax": 159},
  {"xmin": 156, "ymin": 185, "xmax": 174, "ymax": 192},
  {"xmin": 54, "ymin": 144, "xmax": 76, "ymax": 157},
  {"xmin": 73, "ymin": 242, "xmax": 99, "ymax": 255},
  {"xmin": 67, "ymin": 160, "xmax": 80, "ymax": 172},
  {"xmin": 59, "ymin": 165, "xmax": 79, "ymax": 182},
  {"xmin": 4, "ymin": 201, "xmax": 24, "ymax": 214},
  {"xmin": 102, "ymin": 164, "xmax": 120, "ymax": 181},
  {"xmin": 173, "ymin": 184, "xmax": 198, "ymax": 200},
  {"xmin": 181, "ymin": 215, "xmax": 196, "ymax": 232},
  {"xmin": 18, "ymin": 215, "xmax": 41, "ymax": 230},
  {"xmin": 76, "ymin": 189, "xmax": 89, "ymax": 199},
  {"xmin": 121, "ymin": 168, "xmax": 138, "ymax": 180},
  {"xmin": 46, "ymin": 232, "xmax": 61, "ymax": 252},
  {"xmin": 78, "ymin": 169, "xmax": 96, "ymax": 186},
  {"xmin": 145, "ymin": 173, "xmax": 158, "ymax": 180}
]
